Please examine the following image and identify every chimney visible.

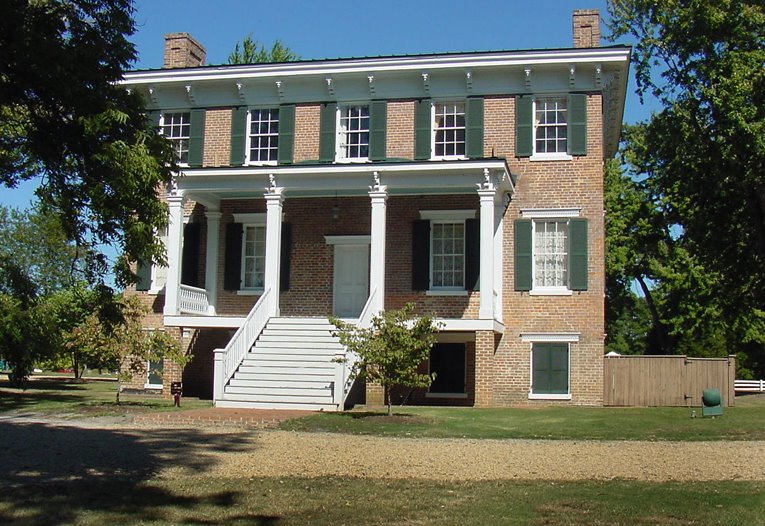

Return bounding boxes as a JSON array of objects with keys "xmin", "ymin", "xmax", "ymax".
[
  {"xmin": 572, "ymin": 9, "xmax": 601, "ymax": 48},
  {"xmin": 163, "ymin": 33, "xmax": 206, "ymax": 69}
]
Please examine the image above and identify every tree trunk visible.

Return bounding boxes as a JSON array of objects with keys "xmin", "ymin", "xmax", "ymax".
[
  {"xmin": 385, "ymin": 386, "xmax": 392, "ymax": 416},
  {"xmin": 636, "ymin": 275, "xmax": 671, "ymax": 355}
]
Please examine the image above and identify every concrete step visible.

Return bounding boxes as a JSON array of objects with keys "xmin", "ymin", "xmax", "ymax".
[{"xmin": 215, "ymin": 399, "xmax": 338, "ymax": 411}]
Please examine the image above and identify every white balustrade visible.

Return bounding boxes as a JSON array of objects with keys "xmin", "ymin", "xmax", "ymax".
[
  {"xmin": 178, "ymin": 284, "xmax": 211, "ymax": 316},
  {"xmin": 214, "ymin": 288, "xmax": 272, "ymax": 401}
]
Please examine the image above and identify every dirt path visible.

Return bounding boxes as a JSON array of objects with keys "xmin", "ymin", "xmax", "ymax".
[{"xmin": 2, "ymin": 415, "xmax": 764, "ymax": 483}]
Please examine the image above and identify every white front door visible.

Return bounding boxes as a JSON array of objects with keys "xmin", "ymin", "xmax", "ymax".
[{"xmin": 333, "ymin": 244, "xmax": 370, "ymax": 317}]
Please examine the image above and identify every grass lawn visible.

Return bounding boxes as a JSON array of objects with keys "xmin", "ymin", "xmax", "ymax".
[
  {"xmin": 282, "ymin": 393, "xmax": 765, "ymax": 441},
  {"xmin": 1, "ymin": 477, "xmax": 762, "ymax": 525},
  {"xmin": 0, "ymin": 376, "xmax": 212, "ymax": 417}
]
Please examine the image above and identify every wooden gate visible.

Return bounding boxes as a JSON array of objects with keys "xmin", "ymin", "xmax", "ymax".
[{"xmin": 603, "ymin": 355, "xmax": 735, "ymax": 407}]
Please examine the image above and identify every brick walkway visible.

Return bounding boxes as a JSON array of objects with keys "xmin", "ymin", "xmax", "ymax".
[{"xmin": 132, "ymin": 407, "xmax": 313, "ymax": 429}]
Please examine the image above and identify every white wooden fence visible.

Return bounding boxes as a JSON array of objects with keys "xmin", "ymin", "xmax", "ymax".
[{"xmin": 735, "ymin": 379, "xmax": 765, "ymax": 393}]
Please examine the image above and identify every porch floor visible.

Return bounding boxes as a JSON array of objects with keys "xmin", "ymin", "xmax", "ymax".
[{"xmin": 132, "ymin": 407, "xmax": 314, "ymax": 429}]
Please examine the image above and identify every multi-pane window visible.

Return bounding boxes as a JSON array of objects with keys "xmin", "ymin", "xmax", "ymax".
[
  {"xmin": 534, "ymin": 98, "xmax": 567, "ymax": 154},
  {"xmin": 241, "ymin": 225, "xmax": 266, "ymax": 290},
  {"xmin": 431, "ymin": 221, "xmax": 465, "ymax": 288},
  {"xmin": 248, "ymin": 109, "xmax": 279, "ymax": 163},
  {"xmin": 433, "ymin": 102, "xmax": 466, "ymax": 157},
  {"xmin": 162, "ymin": 112, "xmax": 191, "ymax": 164},
  {"xmin": 338, "ymin": 105, "xmax": 370, "ymax": 160},
  {"xmin": 533, "ymin": 220, "xmax": 569, "ymax": 289}
]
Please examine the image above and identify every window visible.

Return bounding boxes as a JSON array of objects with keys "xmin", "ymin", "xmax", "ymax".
[
  {"xmin": 161, "ymin": 112, "xmax": 191, "ymax": 164},
  {"xmin": 534, "ymin": 98, "xmax": 567, "ymax": 155},
  {"xmin": 337, "ymin": 105, "xmax": 370, "ymax": 160},
  {"xmin": 247, "ymin": 109, "xmax": 279, "ymax": 164},
  {"xmin": 530, "ymin": 342, "xmax": 570, "ymax": 398},
  {"xmin": 514, "ymin": 212, "xmax": 587, "ymax": 293},
  {"xmin": 533, "ymin": 220, "xmax": 568, "ymax": 290},
  {"xmin": 428, "ymin": 343, "xmax": 467, "ymax": 397},
  {"xmin": 433, "ymin": 102, "xmax": 466, "ymax": 158},
  {"xmin": 146, "ymin": 358, "xmax": 163, "ymax": 389},
  {"xmin": 241, "ymin": 224, "xmax": 266, "ymax": 291},
  {"xmin": 431, "ymin": 221, "xmax": 465, "ymax": 289}
]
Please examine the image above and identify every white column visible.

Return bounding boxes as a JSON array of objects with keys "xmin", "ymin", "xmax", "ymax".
[
  {"xmin": 163, "ymin": 194, "xmax": 185, "ymax": 316},
  {"xmin": 204, "ymin": 210, "xmax": 221, "ymax": 315},
  {"xmin": 478, "ymin": 187, "xmax": 496, "ymax": 320},
  {"xmin": 264, "ymin": 187, "xmax": 284, "ymax": 316},
  {"xmin": 369, "ymin": 185, "xmax": 388, "ymax": 313}
]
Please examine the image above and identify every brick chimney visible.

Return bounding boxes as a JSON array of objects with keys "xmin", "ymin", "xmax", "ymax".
[
  {"xmin": 572, "ymin": 9, "xmax": 601, "ymax": 48},
  {"xmin": 163, "ymin": 33, "xmax": 206, "ymax": 68}
]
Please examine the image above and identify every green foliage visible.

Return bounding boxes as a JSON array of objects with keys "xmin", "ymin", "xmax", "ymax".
[
  {"xmin": 65, "ymin": 295, "xmax": 187, "ymax": 402},
  {"xmin": 227, "ymin": 34, "xmax": 299, "ymax": 64},
  {"xmin": 331, "ymin": 304, "xmax": 439, "ymax": 415},
  {"xmin": 0, "ymin": 0, "xmax": 176, "ymax": 288},
  {"xmin": 606, "ymin": 1, "xmax": 765, "ymax": 373}
]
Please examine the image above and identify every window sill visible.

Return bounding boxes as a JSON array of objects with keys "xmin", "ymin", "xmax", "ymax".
[
  {"xmin": 246, "ymin": 161, "xmax": 277, "ymax": 167},
  {"xmin": 528, "ymin": 393, "xmax": 571, "ymax": 400},
  {"xmin": 144, "ymin": 384, "xmax": 163, "ymax": 390},
  {"xmin": 529, "ymin": 153, "xmax": 573, "ymax": 162},
  {"xmin": 237, "ymin": 289, "xmax": 264, "ymax": 296},
  {"xmin": 426, "ymin": 290, "xmax": 468, "ymax": 297},
  {"xmin": 147, "ymin": 287, "xmax": 166, "ymax": 296},
  {"xmin": 335, "ymin": 157, "xmax": 369, "ymax": 164},
  {"xmin": 430, "ymin": 155, "xmax": 467, "ymax": 161},
  {"xmin": 529, "ymin": 288, "xmax": 573, "ymax": 296},
  {"xmin": 426, "ymin": 392, "xmax": 468, "ymax": 399}
]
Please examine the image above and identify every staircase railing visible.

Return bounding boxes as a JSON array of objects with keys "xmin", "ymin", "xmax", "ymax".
[
  {"xmin": 333, "ymin": 286, "xmax": 378, "ymax": 409},
  {"xmin": 213, "ymin": 287, "xmax": 271, "ymax": 401}
]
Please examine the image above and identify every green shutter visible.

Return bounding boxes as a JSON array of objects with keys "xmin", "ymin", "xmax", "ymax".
[
  {"xmin": 224, "ymin": 223, "xmax": 243, "ymax": 290},
  {"xmin": 569, "ymin": 218, "xmax": 588, "ymax": 290},
  {"xmin": 278, "ymin": 105, "xmax": 295, "ymax": 165},
  {"xmin": 319, "ymin": 103, "xmax": 337, "ymax": 163},
  {"xmin": 515, "ymin": 96, "xmax": 533, "ymax": 157},
  {"xmin": 465, "ymin": 218, "xmax": 480, "ymax": 290},
  {"xmin": 532, "ymin": 342, "xmax": 569, "ymax": 395},
  {"xmin": 466, "ymin": 97, "xmax": 484, "ymax": 159},
  {"xmin": 230, "ymin": 107, "xmax": 247, "ymax": 166},
  {"xmin": 136, "ymin": 259, "xmax": 152, "ymax": 291},
  {"xmin": 369, "ymin": 101, "xmax": 387, "ymax": 161},
  {"xmin": 414, "ymin": 99, "xmax": 432, "ymax": 160},
  {"xmin": 181, "ymin": 223, "xmax": 201, "ymax": 287},
  {"xmin": 568, "ymin": 94, "xmax": 587, "ymax": 155},
  {"xmin": 514, "ymin": 219, "xmax": 533, "ymax": 291},
  {"xmin": 412, "ymin": 220, "xmax": 431, "ymax": 290},
  {"xmin": 280, "ymin": 222, "xmax": 292, "ymax": 291},
  {"xmin": 188, "ymin": 109, "xmax": 205, "ymax": 167}
]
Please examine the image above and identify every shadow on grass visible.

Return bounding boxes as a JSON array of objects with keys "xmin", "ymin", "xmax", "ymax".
[
  {"xmin": 0, "ymin": 391, "xmax": 86, "ymax": 412},
  {"xmin": 0, "ymin": 421, "xmax": 274, "ymax": 525}
]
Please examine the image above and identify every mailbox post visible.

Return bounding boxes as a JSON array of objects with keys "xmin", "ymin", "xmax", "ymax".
[{"xmin": 171, "ymin": 382, "xmax": 183, "ymax": 407}]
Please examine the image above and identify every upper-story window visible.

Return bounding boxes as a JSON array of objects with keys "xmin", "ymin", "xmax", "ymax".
[
  {"xmin": 433, "ymin": 102, "xmax": 466, "ymax": 158},
  {"xmin": 161, "ymin": 112, "xmax": 191, "ymax": 165},
  {"xmin": 534, "ymin": 98, "xmax": 567, "ymax": 155},
  {"xmin": 337, "ymin": 105, "xmax": 370, "ymax": 161},
  {"xmin": 247, "ymin": 109, "xmax": 279, "ymax": 164}
]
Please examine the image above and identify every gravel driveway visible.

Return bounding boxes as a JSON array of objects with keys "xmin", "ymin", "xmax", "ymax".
[{"xmin": 2, "ymin": 415, "xmax": 764, "ymax": 484}]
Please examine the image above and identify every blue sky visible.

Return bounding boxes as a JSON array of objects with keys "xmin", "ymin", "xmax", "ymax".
[{"xmin": 2, "ymin": 0, "xmax": 655, "ymax": 210}]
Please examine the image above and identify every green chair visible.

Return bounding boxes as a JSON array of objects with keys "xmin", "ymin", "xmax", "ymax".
[{"xmin": 701, "ymin": 388, "xmax": 723, "ymax": 417}]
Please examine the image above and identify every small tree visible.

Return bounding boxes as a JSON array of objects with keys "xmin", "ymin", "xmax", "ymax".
[
  {"xmin": 331, "ymin": 303, "xmax": 439, "ymax": 416},
  {"xmin": 228, "ymin": 34, "xmax": 299, "ymax": 64},
  {"xmin": 65, "ymin": 296, "xmax": 188, "ymax": 403}
]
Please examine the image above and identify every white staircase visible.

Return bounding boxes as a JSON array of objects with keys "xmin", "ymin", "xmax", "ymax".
[{"xmin": 216, "ymin": 317, "xmax": 344, "ymax": 410}]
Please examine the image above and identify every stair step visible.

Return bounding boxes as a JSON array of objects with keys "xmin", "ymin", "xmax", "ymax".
[
  {"xmin": 243, "ymin": 354, "xmax": 337, "ymax": 364},
  {"xmin": 249, "ymin": 346, "xmax": 341, "ymax": 356},
  {"xmin": 258, "ymin": 333, "xmax": 338, "ymax": 343},
  {"xmin": 221, "ymin": 391, "xmax": 335, "ymax": 403},
  {"xmin": 215, "ymin": 399, "xmax": 338, "ymax": 411},
  {"xmin": 268, "ymin": 317, "xmax": 333, "ymax": 326},
  {"xmin": 229, "ymin": 378, "xmax": 332, "ymax": 389},
  {"xmin": 261, "ymin": 329, "xmax": 337, "ymax": 338},
  {"xmin": 225, "ymin": 385, "xmax": 333, "ymax": 397},
  {"xmin": 236, "ymin": 365, "xmax": 336, "ymax": 376},
  {"xmin": 253, "ymin": 343, "xmax": 343, "ymax": 353}
]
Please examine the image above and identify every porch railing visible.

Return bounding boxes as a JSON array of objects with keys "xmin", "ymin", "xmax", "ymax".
[
  {"xmin": 179, "ymin": 284, "xmax": 211, "ymax": 316},
  {"xmin": 333, "ymin": 286, "xmax": 378, "ymax": 409},
  {"xmin": 213, "ymin": 287, "xmax": 272, "ymax": 401}
]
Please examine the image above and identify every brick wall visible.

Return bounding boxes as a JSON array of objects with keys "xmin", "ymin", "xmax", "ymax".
[
  {"xmin": 203, "ymin": 109, "xmax": 232, "ymax": 167},
  {"xmin": 163, "ymin": 33, "xmax": 206, "ymax": 68},
  {"xmin": 386, "ymin": 100, "xmax": 415, "ymax": 159},
  {"xmin": 294, "ymin": 104, "xmax": 321, "ymax": 162}
]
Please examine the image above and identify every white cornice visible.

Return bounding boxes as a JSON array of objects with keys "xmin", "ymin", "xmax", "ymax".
[{"xmin": 121, "ymin": 48, "xmax": 631, "ymax": 86}]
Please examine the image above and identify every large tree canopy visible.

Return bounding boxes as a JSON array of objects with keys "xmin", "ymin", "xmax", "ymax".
[
  {"xmin": 607, "ymin": 0, "xmax": 765, "ymax": 374},
  {"xmin": 0, "ymin": 0, "xmax": 176, "ymax": 288}
]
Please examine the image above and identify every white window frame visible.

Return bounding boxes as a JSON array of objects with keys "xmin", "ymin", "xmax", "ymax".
[
  {"xmin": 530, "ymin": 97, "xmax": 572, "ymax": 162},
  {"xmin": 336, "ymin": 104, "xmax": 370, "ymax": 162},
  {"xmin": 431, "ymin": 101, "xmax": 467, "ymax": 160},
  {"xmin": 160, "ymin": 111, "xmax": 191, "ymax": 166},
  {"xmin": 522, "ymin": 333, "xmax": 578, "ymax": 401},
  {"xmin": 521, "ymin": 209, "xmax": 580, "ymax": 296},
  {"xmin": 420, "ymin": 210, "xmax": 475, "ymax": 295},
  {"xmin": 245, "ymin": 108, "xmax": 279, "ymax": 166},
  {"xmin": 233, "ymin": 213, "xmax": 267, "ymax": 295}
]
